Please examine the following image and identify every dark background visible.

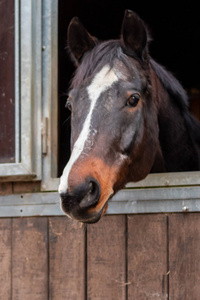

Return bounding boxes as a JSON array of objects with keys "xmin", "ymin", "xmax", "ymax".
[{"xmin": 58, "ymin": 1, "xmax": 200, "ymax": 175}]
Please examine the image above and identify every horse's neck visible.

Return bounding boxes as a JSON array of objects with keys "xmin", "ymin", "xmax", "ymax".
[{"xmin": 155, "ymin": 79, "xmax": 200, "ymax": 172}]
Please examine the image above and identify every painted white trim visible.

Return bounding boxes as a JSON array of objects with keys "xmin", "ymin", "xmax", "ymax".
[{"xmin": 41, "ymin": 0, "xmax": 58, "ymax": 190}]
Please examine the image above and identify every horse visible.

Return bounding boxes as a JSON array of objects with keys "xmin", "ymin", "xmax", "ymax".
[{"xmin": 59, "ymin": 10, "xmax": 200, "ymax": 223}]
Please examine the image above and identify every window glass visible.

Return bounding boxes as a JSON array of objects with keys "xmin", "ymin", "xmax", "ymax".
[{"xmin": 0, "ymin": 0, "xmax": 15, "ymax": 163}]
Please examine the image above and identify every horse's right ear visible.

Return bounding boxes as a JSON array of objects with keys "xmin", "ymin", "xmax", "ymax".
[{"xmin": 67, "ymin": 17, "xmax": 97, "ymax": 66}]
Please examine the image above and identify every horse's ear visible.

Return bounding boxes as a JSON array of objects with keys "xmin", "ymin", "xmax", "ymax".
[
  {"xmin": 67, "ymin": 17, "xmax": 97, "ymax": 66},
  {"xmin": 121, "ymin": 10, "xmax": 148, "ymax": 59}
]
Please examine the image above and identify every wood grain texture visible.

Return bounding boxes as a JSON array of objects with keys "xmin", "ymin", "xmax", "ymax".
[
  {"xmin": 0, "ymin": 218, "xmax": 12, "ymax": 300},
  {"xmin": 13, "ymin": 181, "xmax": 41, "ymax": 194},
  {"xmin": 0, "ymin": 183, "xmax": 12, "ymax": 195},
  {"xmin": 169, "ymin": 213, "xmax": 200, "ymax": 300},
  {"xmin": 1, "ymin": 212, "xmax": 200, "ymax": 299},
  {"xmin": 127, "ymin": 214, "xmax": 168, "ymax": 300},
  {"xmin": 12, "ymin": 217, "xmax": 48, "ymax": 300},
  {"xmin": 49, "ymin": 216, "xmax": 85, "ymax": 300},
  {"xmin": 87, "ymin": 215, "xmax": 126, "ymax": 300}
]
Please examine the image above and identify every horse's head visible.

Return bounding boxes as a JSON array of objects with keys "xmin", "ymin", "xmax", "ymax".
[{"xmin": 59, "ymin": 10, "xmax": 159, "ymax": 223}]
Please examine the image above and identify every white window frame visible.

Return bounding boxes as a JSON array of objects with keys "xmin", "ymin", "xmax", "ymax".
[
  {"xmin": 41, "ymin": 0, "xmax": 59, "ymax": 191},
  {"xmin": 0, "ymin": 0, "xmax": 42, "ymax": 181}
]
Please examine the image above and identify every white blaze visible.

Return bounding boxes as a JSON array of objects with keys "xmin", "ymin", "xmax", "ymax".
[{"xmin": 58, "ymin": 65, "xmax": 118, "ymax": 194}]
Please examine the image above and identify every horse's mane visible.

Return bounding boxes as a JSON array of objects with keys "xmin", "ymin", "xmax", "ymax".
[
  {"xmin": 150, "ymin": 58, "xmax": 189, "ymax": 112},
  {"xmin": 150, "ymin": 58, "xmax": 200, "ymax": 146}
]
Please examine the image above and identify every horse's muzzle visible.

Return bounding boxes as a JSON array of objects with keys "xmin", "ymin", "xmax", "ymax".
[{"xmin": 60, "ymin": 177, "xmax": 102, "ymax": 223}]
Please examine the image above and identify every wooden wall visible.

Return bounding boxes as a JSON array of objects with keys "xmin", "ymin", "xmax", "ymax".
[{"xmin": 1, "ymin": 213, "xmax": 200, "ymax": 300}]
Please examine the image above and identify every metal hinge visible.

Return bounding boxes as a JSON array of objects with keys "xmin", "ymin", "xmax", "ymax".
[{"xmin": 41, "ymin": 117, "xmax": 48, "ymax": 155}]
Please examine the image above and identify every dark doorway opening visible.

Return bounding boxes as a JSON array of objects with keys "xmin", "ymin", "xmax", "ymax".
[{"xmin": 58, "ymin": 1, "xmax": 200, "ymax": 176}]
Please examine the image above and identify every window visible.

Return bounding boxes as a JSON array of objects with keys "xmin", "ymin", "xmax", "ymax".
[{"xmin": 0, "ymin": 0, "xmax": 42, "ymax": 181}]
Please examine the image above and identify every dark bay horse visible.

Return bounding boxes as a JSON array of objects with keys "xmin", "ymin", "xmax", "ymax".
[{"xmin": 59, "ymin": 10, "xmax": 200, "ymax": 223}]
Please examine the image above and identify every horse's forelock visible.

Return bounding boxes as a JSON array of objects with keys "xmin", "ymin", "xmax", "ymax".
[{"xmin": 70, "ymin": 40, "xmax": 138, "ymax": 89}]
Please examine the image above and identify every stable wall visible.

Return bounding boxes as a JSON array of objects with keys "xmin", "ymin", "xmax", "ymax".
[{"xmin": 1, "ymin": 214, "xmax": 200, "ymax": 300}]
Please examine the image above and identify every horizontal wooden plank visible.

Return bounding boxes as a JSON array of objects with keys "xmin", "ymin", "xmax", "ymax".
[
  {"xmin": 0, "ymin": 182, "xmax": 12, "ymax": 195},
  {"xmin": 13, "ymin": 181, "xmax": 41, "ymax": 193}
]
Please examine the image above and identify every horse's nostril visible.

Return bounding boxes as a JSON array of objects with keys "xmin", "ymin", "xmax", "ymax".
[
  {"xmin": 59, "ymin": 178, "xmax": 101, "ymax": 218},
  {"xmin": 79, "ymin": 178, "xmax": 100, "ymax": 209},
  {"xmin": 88, "ymin": 181, "xmax": 97, "ymax": 196}
]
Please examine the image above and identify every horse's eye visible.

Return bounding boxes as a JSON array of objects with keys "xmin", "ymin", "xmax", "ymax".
[
  {"xmin": 65, "ymin": 99, "xmax": 72, "ymax": 111},
  {"xmin": 127, "ymin": 93, "xmax": 140, "ymax": 107}
]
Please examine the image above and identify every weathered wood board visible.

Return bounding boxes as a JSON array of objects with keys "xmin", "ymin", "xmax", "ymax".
[
  {"xmin": 49, "ymin": 217, "xmax": 85, "ymax": 300},
  {"xmin": 0, "ymin": 214, "xmax": 200, "ymax": 299},
  {"xmin": 127, "ymin": 214, "xmax": 168, "ymax": 300},
  {"xmin": 169, "ymin": 213, "xmax": 200, "ymax": 300}
]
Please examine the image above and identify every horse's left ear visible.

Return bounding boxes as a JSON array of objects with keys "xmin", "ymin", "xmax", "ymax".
[
  {"xmin": 121, "ymin": 10, "xmax": 148, "ymax": 59},
  {"xmin": 67, "ymin": 17, "xmax": 97, "ymax": 66}
]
